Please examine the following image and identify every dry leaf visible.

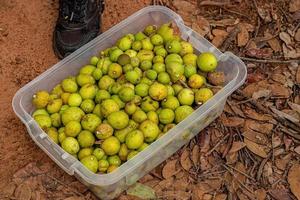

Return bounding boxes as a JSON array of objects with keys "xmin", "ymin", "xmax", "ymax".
[
  {"xmin": 244, "ymin": 108, "xmax": 273, "ymax": 121},
  {"xmin": 242, "ymin": 80, "xmax": 269, "ymax": 97},
  {"xmin": 232, "ymin": 162, "xmax": 246, "ymax": 191},
  {"xmin": 245, "ymin": 138, "xmax": 268, "ymax": 158},
  {"xmin": 269, "ymin": 83, "xmax": 291, "ymax": 98},
  {"xmin": 294, "ymin": 146, "xmax": 300, "ymax": 155},
  {"xmin": 191, "ymin": 145, "xmax": 200, "ymax": 166},
  {"xmin": 200, "ymin": 132, "xmax": 210, "ymax": 153},
  {"xmin": 173, "ymin": 177, "xmax": 189, "ymax": 191},
  {"xmin": 246, "ymin": 48, "xmax": 273, "ymax": 59},
  {"xmin": 270, "ymin": 106, "xmax": 299, "ymax": 123},
  {"xmin": 172, "ymin": 0, "xmax": 196, "ymax": 12},
  {"xmin": 180, "ymin": 149, "xmax": 192, "ymax": 171},
  {"xmin": 252, "ymin": 89, "xmax": 271, "ymax": 100},
  {"xmin": 212, "ymin": 29, "xmax": 229, "ymax": 47},
  {"xmin": 255, "ymin": 188, "xmax": 267, "ymax": 200},
  {"xmin": 192, "ymin": 17, "xmax": 210, "ymax": 36},
  {"xmin": 279, "ymin": 32, "xmax": 292, "ymax": 46},
  {"xmin": 247, "ymin": 73, "xmax": 265, "ymax": 84},
  {"xmin": 289, "ymin": 102, "xmax": 300, "ymax": 114},
  {"xmin": 2, "ymin": 183, "xmax": 16, "ymax": 197},
  {"xmin": 244, "ymin": 120, "xmax": 274, "ymax": 134},
  {"xmin": 162, "ymin": 160, "xmax": 177, "ymax": 179},
  {"xmin": 283, "ymin": 44, "xmax": 300, "ymax": 59},
  {"xmin": 272, "ymin": 73, "xmax": 286, "ymax": 85},
  {"xmin": 272, "ymin": 135, "xmax": 281, "ymax": 148},
  {"xmin": 243, "ymin": 130, "xmax": 268, "ymax": 145},
  {"xmin": 215, "ymin": 194, "xmax": 227, "ymax": 200},
  {"xmin": 295, "ymin": 28, "xmax": 300, "ymax": 42},
  {"xmin": 226, "ymin": 151, "xmax": 238, "ymax": 164},
  {"xmin": 288, "ymin": 164, "xmax": 300, "ymax": 199},
  {"xmin": 297, "ymin": 66, "xmax": 300, "ymax": 84},
  {"xmin": 289, "ymin": 0, "xmax": 300, "ymax": 12},
  {"xmin": 200, "ymin": 155, "xmax": 211, "ymax": 171},
  {"xmin": 63, "ymin": 197, "xmax": 85, "ymax": 200},
  {"xmin": 14, "ymin": 183, "xmax": 32, "ymax": 200},
  {"xmin": 237, "ymin": 23, "xmax": 250, "ymax": 47},
  {"xmin": 209, "ymin": 18, "xmax": 239, "ymax": 27},
  {"xmin": 228, "ymin": 141, "xmax": 246, "ymax": 154},
  {"xmin": 275, "ymin": 154, "xmax": 292, "ymax": 170},
  {"xmin": 237, "ymin": 191, "xmax": 250, "ymax": 200},
  {"xmin": 265, "ymin": 32, "xmax": 281, "ymax": 52},
  {"xmin": 127, "ymin": 183, "xmax": 156, "ymax": 199},
  {"xmin": 221, "ymin": 116, "xmax": 245, "ymax": 127},
  {"xmin": 269, "ymin": 189, "xmax": 292, "ymax": 200},
  {"xmin": 203, "ymin": 194, "xmax": 213, "ymax": 200},
  {"xmin": 257, "ymin": 6, "xmax": 272, "ymax": 22},
  {"xmin": 161, "ymin": 190, "xmax": 191, "ymax": 200}
]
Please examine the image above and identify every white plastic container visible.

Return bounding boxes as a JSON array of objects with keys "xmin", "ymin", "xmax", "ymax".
[{"xmin": 12, "ymin": 6, "xmax": 247, "ymax": 199}]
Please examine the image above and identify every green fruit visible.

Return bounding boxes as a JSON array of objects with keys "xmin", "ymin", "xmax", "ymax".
[
  {"xmin": 80, "ymin": 65, "xmax": 96, "ymax": 75},
  {"xmin": 188, "ymin": 74, "xmax": 205, "ymax": 89},
  {"xmin": 130, "ymin": 57, "xmax": 140, "ymax": 67},
  {"xmin": 90, "ymin": 56, "xmax": 99, "ymax": 66},
  {"xmin": 125, "ymin": 70, "xmax": 140, "ymax": 84},
  {"xmin": 34, "ymin": 114, "xmax": 52, "ymax": 129},
  {"xmin": 166, "ymin": 40, "xmax": 182, "ymax": 53},
  {"xmin": 163, "ymin": 123, "xmax": 176, "ymax": 133},
  {"xmin": 175, "ymin": 105, "xmax": 194, "ymax": 123},
  {"xmin": 78, "ymin": 148, "xmax": 94, "ymax": 160},
  {"xmin": 47, "ymin": 127, "xmax": 59, "ymax": 144},
  {"xmin": 50, "ymin": 113, "xmax": 61, "ymax": 127},
  {"xmin": 134, "ymin": 67, "xmax": 143, "ymax": 77},
  {"xmin": 125, "ymin": 130, "xmax": 144, "ymax": 149},
  {"xmin": 141, "ymin": 96, "xmax": 159, "ymax": 112},
  {"xmin": 33, "ymin": 91, "xmax": 50, "ymax": 108},
  {"xmin": 95, "ymin": 90, "xmax": 111, "ymax": 103},
  {"xmin": 183, "ymin": 53, "xmax": 197, "ymax": 67},
  {"xmin": 68, "ymin": 93, "xmax": 82, "ymax": 107},
  {"xmin": 98, "ymin": 159, "xmax": 109, "ymax": 173},
  {"xmin": 140, "ymin": 77, "xmax": 153, "ymax": 86},
  {"xmin": 80, "ymin": 99, "xmax": 95, "ymax": 113},
  {"xmin": 144, "ymin": 25, "xmax": 156, "ymax": 36},
  {"xmin": 61, "ymin": 93, "xmax": 71, "ymax": 104},
  {"xmin": 117, "ymin": 54, "xmax": 131, "ymax": 65},
  {"xmin": 141, "ymin": 38, "xmax": 153, "ymax": 50},
  {"xmin": 152, "ymin": 63, "xmax": 166, "ymax": 73},
  {"xmin": 153, "ymin": 55, "xmax": 164, "ymax": 63},
  {"xmin": 172, "ymin": 84, "xmax": 183, "ymax": 95},
  {"xmin": 140, "ymin": 60, "xmax": 152, "ymax": 71},
  {"xmin": 153, "ymin": 45, "xmax": 163, "ymax": 51},
  {"xmin": 159, "ymin": 108, "xmax": 175, "ymax": 124},
  {"xmin": 58, "ymin": 131, "xmax": 66, "ymax": 144},
  {"xmin": 110, "ymin": 48, "xmax": 123, "ymax": 62},
  {"xmin": 125, "ymin": 102, "xmax": 137, "ymax": 115},
  {"xmin": 93, "ymin": 148, "xmax": 105, "ymax": 160},
  {"xmin": 118, "ymin": 87, "xmax": 135, "ymax": 102},
  {"xmin": 138, "ymin": 143, "xmax": 149, "ymax": 152},
  {"xmin": 97, "ymin": 57, "xmax": 112, "ymax": 74},
  {"xmin": 150, "ymin": 34, "xmax": 163, "ymax": 45},
  {"xmin": 132, "ymin": 109, "xmax": 147, "ymax": 123},
  {"xmin": 119, "ymin": 144, "xmax": 129, "ymax": 161},
  {"xmin": 184, "ymin": 64, "xmax": 197, "ymax": 78},
  {"xmin": 178, "ymin": 88, "xmax": 194, "ymax": 105},
  {"xmin": 93, "ymin": 104, "xmax": 102, "ymax": 118},
  {"xmin": 135, "ymin": 32, "xmax": 147, "ymax": 41},
  {"xmin": 162, "ymin": 95, "xmax": 180, "ymax": 110},
  {"xmin": 111, "ymin": 95, "xmax": 125, "ymax": 109},
  {"xmin": 135, "ymin": 83, "xmax": 149, "ymax": 97},
  {"xmin": 79, "ymin": 84, "xmax": 97, "ymax": 99},
  {"xmin": 107, "ymin": 111, "xmax": 129, "ymax": 130},
  {"xmin": 195, "ymin": 88, "xmax": 214, "ymax": 104},
  {"xmin": 149, "ymin": 82, "xmax": 168, "ymax": 101},
  {"xmin": 78, "ymin": 130, "xmax": 95, "ymax": 148},
  {"xmin": 114, "ymin": 120, "xmax": 138, "ymax": 142},
  {"xmin": 62, "ymin": 78, "xmax": 78, "ymax": 93},
  {"xmin": 65, "ymin": 120, "xmax": 82, "ymax": 137},
  {"xmin": 125, "ymin": 49, "xmax": 137, "ymax": 58},
  {"xmin": 197, "ymin": 52, "xmax": 218, "ymax": 72},
  {"xmin": 166, "ymin": 85, "xmax": 175, "ymax": 96},
  {"xmin": 32, "ymin": 109, "xmax": 49, "ymax": 117},
  {"xmin": 81, "ymin": 114, "xmax": 101, "ymax": 132},
  {"xmin": 180, "ymin": 41, "xmax": 193, "ymax": 56},
  {"xmin": 81, "ymin": 155, "xmax": 98, "ymax": 173},
  {"xmin": 118, "ymin": 36, "xmax": 132, "ymax": 51},
  {"xmin": 155, "ymin": 47, "xmax": 168, "ymax": 57},
  {"xmin": 146, "ymin": 69, "xmax": 157, "ymax": 80},
  {"xmin": 108, "ymin": 155, "xmax": 121, "ymax": 166},
  {"xmin": 132, "ymin": 41, "xmax": 142, "ymax": 51},
  {"xmin": 107, "ymin": 165, "xmax": 118, "ymax": 173},
  {"xmin": 51, "ymin": 84, "xmax": 63, "ymax": 96},
  {"xmin": 123, "ymin": 64, "xmax": 133, "ymax": 73},
  {"xmin": 62, "ymin": 137, "xmax": 80, "ymax": 154},
  {"xmin": 157, "ymin": 72, "xmax": 170, "ymax": 84},
  {"xmin": 98, "ymin": 75, "xmax": 115, "ymax": 90},
  {"xmin": 60, "ymin": 104, "xmax": 69, "ymax": 113},
  {"xmin": 109, "ymin": 82, "xmax": 122, "ymax": 95},
  {"xmin": 165, "ymin": 53, "xmax": 183, "ymax": 64},
  {"xmin": 137, "ymin": 50, "xmax": 154, "ymax": 62},
  {"xmin": 108, "ymin": 63, "xmax": 122, "ymax": 79},
  {"xmin": 157, "ymin": 23, "xmax": 174, "ymax": 44},
  {"xmin": 95, "ymin": 123, "xmax": 113, "ymax": 139},
  {"xmin": 92, "ymin": 68, "xmax": 103, "ymax": 80},
  {"xmin": 166, "ymin": 62, "xmax": 184, "ymax": 82},
  {"xmin": 61, "ymin": 107, "xmax": 85, "ymax": 125},
  {"xmin": 147, "ymin": 111, "xmax": 159, "ymax": 124},
  {"xmin": 76, "ymin": 74, "xmax": 96, "ymax": 86},
  {"xmin": 126, "ymin": 33, "xmax": 135, "ymax": 42},
  {"xmin": 101, "ymin": 136, "xmax": 120, "ymax": 155},
  {"xmin": 127, "ymin": 151, "xmax": 139, "ymax": 160},
  {"xmin": 139, "ymin": 120, "xmax": 159, "ymax": 142}
]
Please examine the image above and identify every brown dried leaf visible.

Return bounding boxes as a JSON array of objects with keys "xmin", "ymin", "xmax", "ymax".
[
  {"xmin": 228, "ymin": 141, "xmax": 246, "ymax": 154},
  {"xmin": 212, "ymin": 29, "xmax": 228, "ymax": 47},
  {"xmin": 295, "ymin": 28, "xmax": 300, "ymax": 42},
  {"xmin": 200, "ymin": 155, "xmax": 211, "ymax": 171},
  {"xmin": 162, "ymin": 160, "xmax": 177, "ymax": 179},
  {"xmin": 244, "ymin": 108, "xmax": 273, "ymax": 121},
  {"xmin": 289, "ymin": 102, "xmax": 300, "ymax": 115},
  {"xmin": 191, "ymin": 145, "xmax": 199, "ymax": 166},
  {"xmin": 232, "ymin": 162, "xmax": 246, "ymax": 191},
  {"xmin": 226, "ymin": 151, "xmax": 238, "ymax": 164},
  {"xmin": 243, "ymin": 130, "xmax": 268, "ymax": 145},
  {"xmin": 180, "ymin": 149, "xmax": 192, "ymax": 171},
  {"xmin": 257, "ymin": 6, "xmax": 272, "ymax": 22},
  {"xmin": 294, "ymin": 146, "xmax": 300, "ymax": 155},
  {"xmin": 246, "ymin": 48, "xmax": 273, "ymax": 59},
  {"xmin": 237, "ymin": 23, "xmax": 250, "ymax": 47},
  {"xmin": 297, "ymin": 66, "xmax": 300, "ymax": 84},
  {"xmin": 200, "ymin": 132, "xmax": 210, "ymax": 153},
  {"xmin": 289, "ymin": 0, "xmax": 300, "ymax": 12},
  {"xmin": 192, "ymin": 17, "xmax": 210, "ymax": 36},
  {"xmin": 2, "ymin": 183, "xmax": 16, "ymax": 197},
  {"xmin": 283, "ymin": 44, "xmax": 300, "ymax": 59},
  {"xmin": 255, "ymin": 188, "xmax": 267, "ymax": 200},
  {"xmin": 270, "ymin": 106, "xmax": 299, "ymax": 123},
  {"xmin": 215, "ymin": 194, "xmax": 227, "ymax": 200},
  {"xmin": 157, "ymin": 177, "xmax": 174, "ymax": 190},
  {"xmin": 14, "ymin": 183, "xmax": 32, "ymax": 200},
  {"xmin": 221, "ymin": 116, "xmax": 245, "ymax": 127},
  {"xmin": 288, "ymin": 164, "xmax": 300, "ymax": 199},
  {"xmin": 265, "ymin": 32, "xmax": 281, "ymax": 52},
  {"xmin": 161, "ymin": 190, "xmax": 191, "ymax": 200},
  {"xmin": 244, "ymin": 120, "xmax": 273, "ymax": 134},
  {"xmin": 237, "ymin": 191, "xmax": 250, "ymax": 200},
  {"xmin": 63, "ymin": 197, "xmax": 85, "ymax": 200},
  {"xmin": 209, "ymin": 18, "xmax": 239, "ymax": 27},
  {"xmin": 269, "ymin": 83, "xmax": 291, "ymax": 98},
  {"xmin": 242, "ymin": 80, "xmax": 269, "ymax": 97},
  {"xmin": 279, "ymin": 32, "xmax": 292, "ymax": 46},
  {"xmin": 245, "ymin": 138, "xmax": 268, "ymax": 158},
  {"xmin": 252, "ymin": 89, "xmax": 271, "ymax": 100},
  {"xmin": 275, "ymin": 154, "xmax": 292, "ymax": 170},
  {"xmin": 172, "ymin": 0, "xmax": 195, "ymax": 12},
  {"xmin": 269, "ymin": 189, "xmax": 292, "ymax": 200}
]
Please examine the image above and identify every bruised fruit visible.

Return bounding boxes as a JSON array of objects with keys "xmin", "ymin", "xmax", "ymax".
[
  {"xmin": 195, "ymin": 88, "xmax": 213, "ymax": 104},
  {"xmin": 95, "ymin": 123, "xmax": 113, "ymax": 139},
  {"xmin": 81, "ymin": 114, "xmax": 101, "ymax": 132}
]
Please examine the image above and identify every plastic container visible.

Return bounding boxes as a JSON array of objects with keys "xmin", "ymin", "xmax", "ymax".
[{"xmin": 12, "ymin": 6, "xmax": 247, "ymax": 200}]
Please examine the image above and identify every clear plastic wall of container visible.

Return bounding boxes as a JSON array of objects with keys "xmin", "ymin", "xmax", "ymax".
[{"xmin": 12, "ymin": 6, "xmax": 247, "ymax": 200}]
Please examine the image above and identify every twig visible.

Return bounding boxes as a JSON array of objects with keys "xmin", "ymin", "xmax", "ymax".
[
  {"xmin": 198, "ymin": 0, "xmax": 230, "ymax": 6},
  {"xmin": 221, "ymin": 25, "xmax": 240, "ymax": 52},
  {"xmin": 223, "ymin": 164, "xmax": 256, "ymax": 181},
  {"xmin": 198, "ymin": 170, "xmax": 227, "ymax": 178},
  {"xmin": 256, "ymin": 152, "xmax": 272, "ymax": 181},
  {"xmin": 240, "ymin": 57, "xmax": 300, "ymax": 64},
  {"xmin": 205, "ymin": 134, "xmax": 230, "ymax": 156}
]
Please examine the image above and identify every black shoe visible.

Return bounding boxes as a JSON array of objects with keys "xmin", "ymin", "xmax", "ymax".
[{"xmin": 53, "ymin": 0, "xmax": 104, "ymax": 59}]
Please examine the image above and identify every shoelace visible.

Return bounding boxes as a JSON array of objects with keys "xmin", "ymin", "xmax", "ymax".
[{"xmin": 61, "ymin": 0, "xmax": 87, "ymax": 23}]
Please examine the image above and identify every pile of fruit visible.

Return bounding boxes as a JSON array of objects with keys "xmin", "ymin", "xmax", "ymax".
[{"xmin": 32, "ymin": 23, "xmax": 224, "ymax": 174}]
